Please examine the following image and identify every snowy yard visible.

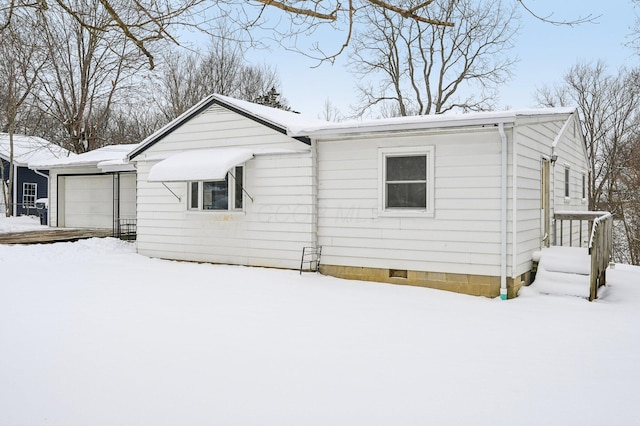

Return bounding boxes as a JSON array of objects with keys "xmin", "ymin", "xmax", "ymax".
[
  {"xmin": 1, "ymin": 234, "xmax": 639, "ymax": 425},
  {"xmin": 0, "ymin": 214, "xmax": 47, "ymax": 233}
]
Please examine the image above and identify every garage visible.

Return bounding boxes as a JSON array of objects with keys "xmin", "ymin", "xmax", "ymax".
[
  {"xmin": 59, "ymin": 175, "xmax": 114, "ymax": 228},
  {"xmin": 29, "ymin": 144, "xmax": 139, "ymax": 230}
]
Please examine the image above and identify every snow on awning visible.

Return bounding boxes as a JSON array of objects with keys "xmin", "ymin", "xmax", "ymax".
[
  {"xmin": 147, "ymin": 147, "xmax": 311, "ymax": 182},
  {"xmin": 147, "ymin": 148, "xmax": 254, "ymax": 182}
]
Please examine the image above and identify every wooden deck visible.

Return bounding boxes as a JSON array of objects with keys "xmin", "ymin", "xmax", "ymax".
[{"xmin": 0, "ymin": 228, "xmax": 114, "ymax": 245}]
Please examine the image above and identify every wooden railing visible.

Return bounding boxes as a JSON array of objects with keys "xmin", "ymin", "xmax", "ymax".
[
  {"xmin": 553, "ymin": 211, "xmax": 613, "ymax": 301},
  {"xmin": 553, "ymin": 211, "xmax": 609, "ymax": 247},
  {"xmin": 588, "ymin": 213, "xmax": 613, "ymax": 301}
]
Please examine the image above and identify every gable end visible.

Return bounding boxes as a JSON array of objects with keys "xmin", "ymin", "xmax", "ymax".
[{"xmin": 130, "ymin": 96, "xmax": 310, "ymax": 160}]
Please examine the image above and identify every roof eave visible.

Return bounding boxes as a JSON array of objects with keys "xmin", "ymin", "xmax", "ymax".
[{"xmin": 292, "ymin": 108, "xmax": 577, "ymax": 139}]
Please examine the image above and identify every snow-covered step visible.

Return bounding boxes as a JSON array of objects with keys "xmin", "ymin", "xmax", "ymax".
[{"xmin": 531, "ymin": 247, "xmax": 592, "ymax": 298}]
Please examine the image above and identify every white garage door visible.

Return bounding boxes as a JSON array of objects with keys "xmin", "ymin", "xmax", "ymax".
[{"xmin": 63, "ymin": 175, "xmax": 114, "ymax": 228}]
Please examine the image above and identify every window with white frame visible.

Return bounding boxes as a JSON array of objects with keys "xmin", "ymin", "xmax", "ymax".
[
  {"xmin": 564, "ymin": 166, "xmax": 570, "ymax": 198},
  {"xmin": 380, "ymin": 147, "xmax": 434, "ymax": 215},
  {"xmin": 188, "ymin": 166, "xmax": 244, "ymax": 211},
  {"xmin": 22, "ymin": 183, "xmax": 37, "ymax": 208}
]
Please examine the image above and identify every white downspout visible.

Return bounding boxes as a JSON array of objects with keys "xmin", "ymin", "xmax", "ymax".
[
  {"xmin": 12, "ymin": 163, "xmax": 18, "ymax": 216},
  {"xmin": 499, "ymin": 122, "xmax": 508, "ymax": 300},
  {"xmin": 512, "ymin": 126, "xmax": 518, "ymax": 293}
]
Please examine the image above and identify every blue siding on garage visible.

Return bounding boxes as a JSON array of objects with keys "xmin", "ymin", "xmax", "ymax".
[{"xmin": 1, "ymin": 157, "xmax": 49, "ymax": 216}]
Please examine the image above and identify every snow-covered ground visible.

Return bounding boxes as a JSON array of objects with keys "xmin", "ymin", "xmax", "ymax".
[
  {"xmin": 0, "ymin": 214, "xmax": 46, "ymax": 233},
  {"xmin": 0, "ymin": 231, "xmax": 638, "ymax": 424}
]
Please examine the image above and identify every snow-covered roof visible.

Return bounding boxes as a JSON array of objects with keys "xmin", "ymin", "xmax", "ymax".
[
  {"xmin": 290, "ymin": 107, "xmax": 578, "ymax": 137},
  {"xmin": 0, "ymin": 133, "xmax": 73, "ymax": 167},
  {"xmin": 30, "ymin": 143, "xmax": 139, "ymax": 171},
  {"xmin": 213, "ymin": 94, "xmax": 330, "ymax": 135},
  {"xmin": 210, "ymin": 96, "xmax": 575, "ymax": 137},
  {"xmin": 128, "ymin": 94, "xmax": 330, "ymax": 160},
  {"xmin": 129, "ymin": 93, "xmax": 578, "ymax": 159}
]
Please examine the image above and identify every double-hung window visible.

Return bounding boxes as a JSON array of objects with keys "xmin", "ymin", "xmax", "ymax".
[
  {"xmin": 23, "ymin": 183, "xmax": 37, "ymax": 208},
  {"xmin": 188, "ymin": 166, "xmax": 244, "ymax": 211},
  {"xmin": 379, "ymin": 147, "xmax": 434, "ymax": 216}
]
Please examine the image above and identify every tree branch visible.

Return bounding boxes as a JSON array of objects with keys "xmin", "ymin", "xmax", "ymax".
[
  {"xmin": 516, "ymin": 0, "xmax": 599, "ymax": 26},
  {"xmin": 253, "ymin": 0, "xmax": 339, "ymax": 20},
  {"xmin": 367, "ymin": 0, "xmax": 453, "ymax": 26}
]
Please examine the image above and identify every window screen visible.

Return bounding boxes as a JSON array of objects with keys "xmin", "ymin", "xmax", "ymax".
[{"xmin": 386, "ymin": 155, "xmax": 427, "ymax": 209}]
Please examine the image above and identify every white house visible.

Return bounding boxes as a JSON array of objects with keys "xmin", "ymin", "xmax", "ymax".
[
  {"xmin": 30, "ymin": 144, "xmax": 138, "ymax": 231},
  {"xmin": 127, "ymin": 94, "xmax": 588, "ymax": 299}
]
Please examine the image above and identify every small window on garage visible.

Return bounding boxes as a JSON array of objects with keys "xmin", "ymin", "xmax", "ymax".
[{"xmin": 23, "ymin": 183, "xmax": 37, "ymax": 208}]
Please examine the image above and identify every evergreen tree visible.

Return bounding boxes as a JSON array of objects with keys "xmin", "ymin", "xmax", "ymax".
[{"xmin": 253, "ymin": 87, "xmax": 294, "ymax": 112}]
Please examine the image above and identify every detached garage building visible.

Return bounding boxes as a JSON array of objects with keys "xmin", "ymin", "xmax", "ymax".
[
  {"xmin": 30, "ymin": 144, "xmax": 138, "ymax": 232},
  {"xmin": 1, "ymin": 133, "xmax": 73, "ymax": 216}
]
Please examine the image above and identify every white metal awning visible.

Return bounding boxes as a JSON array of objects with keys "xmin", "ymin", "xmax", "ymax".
[
  {"xmin": 147, "ymin": 148, "xmax": 255, "ymax": 182},
  {"xmin": 147, "ymin": 147, "xmax": 311, "ymax": 182}
]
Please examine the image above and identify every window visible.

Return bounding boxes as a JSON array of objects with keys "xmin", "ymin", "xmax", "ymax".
[
  {"xmin": 189, "ymin": 182, "xmax": 199, "ymax": 209},
  {"xmin": 564, "ymin": 166, "xmax": 570, "ymax": 198},
  {"xmin": 23, "ymin": 183, "xmax": 37, "ymax": 208},
  {"xmin": 379, "ymin": 147, "xmax": 434, "ymax": 216},
  {"xmin": 582, "ymin": 173, "xmax": 587, "ymax": 200},
  {"xmin": 188, "ymin": 166, "xmax": 244, "ymax": 211}
]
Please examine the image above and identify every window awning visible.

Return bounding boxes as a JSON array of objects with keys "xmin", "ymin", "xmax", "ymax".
[{"xmin": 147, "ymin": 148, "xmax": 255, "ymax": 182}]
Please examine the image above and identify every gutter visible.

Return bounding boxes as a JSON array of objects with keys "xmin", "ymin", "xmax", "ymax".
[
  {"xmin": 499, "ymin": 122, "xmax": 508, "ymax": 300},
  {"xmin": 32, "ymin": 168, "xmax": 49, "ymax": 181}
]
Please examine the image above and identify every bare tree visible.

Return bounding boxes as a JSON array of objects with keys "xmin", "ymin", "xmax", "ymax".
[
  {"xmin": 536, "ymin": 62, "xmax": 640, "ymax": 210},
  {"xmin": 155, "ymin": 36, "xmax": 284, "ymax": 121},
  {"xmin": 536, "ymin": 62, "xmax": 640, "ymax": 264},
  {"xmin": 0, "ymin": 1, "xmax": 593, "ymax": 69},
  {"xmin": 106, "ymin": 104, "xmax": 166, "ymax": 145},
  {"xmin": 320, "ymin": 98, "xmax": 345, "ymax": 122},
  {"xmin": 34, "ymin": 0, "xmax": 151, "ymax": 153},
  {"xmin": 617, "ymin": 137, "xmax": 640, "ymax": 264},
  {"xmin": 349, "ymin": 0, "xmax": 519, "ymax": 117},
  {"xmin": 0, "ymin": 9, "xmax": 47, "ymax": 216},
  {"xmin": 0, "ymin": 0, "xmax": 209, "ymax": 69}
]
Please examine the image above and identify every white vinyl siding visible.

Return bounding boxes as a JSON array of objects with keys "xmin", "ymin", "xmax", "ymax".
[
  {"xmin": 132, "ymin": 104, "xmax": 590, "ymax": 284},
  {"xmin": 118, "ymin": 173, "xmax": 137, "ymax": 220},
  {"xmin": 133, "ymin": 105, "xmax": 307, "ymax": 156},
  {"xmin": 318, "ymin": 129, "xmax": 503, "ymax": 276},
  {"xmin": 134, "ymin": 105, "xmax": 314, "ymax": 270},
  {"xmin": 319, "ymin": 113, "xmax": 589, "ymax": 281},
  {"xmin": 514, "ymin": 114, "xmax": 589, "ymax": 276}
]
